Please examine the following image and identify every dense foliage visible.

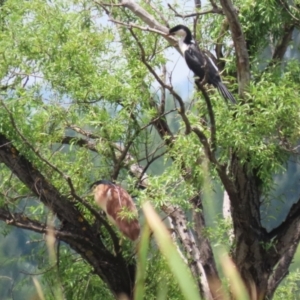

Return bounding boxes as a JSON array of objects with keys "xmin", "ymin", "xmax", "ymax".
[{"xmin": 1, "ymin": 0, "xmax": 300, "ymax": 299}]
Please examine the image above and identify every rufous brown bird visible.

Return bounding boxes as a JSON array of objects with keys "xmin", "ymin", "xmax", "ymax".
[{"xmin": 90, "ymin": 180, "xmax": 140, "ymax": 241}]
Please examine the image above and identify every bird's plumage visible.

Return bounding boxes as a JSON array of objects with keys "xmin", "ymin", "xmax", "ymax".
[
  {"xmin": 169, "ymin": 24, "xmax": 236, "ymax": 104},
  {"xmin": 91, "ymin": 180, "xmax": 140, "ymax": 241}
]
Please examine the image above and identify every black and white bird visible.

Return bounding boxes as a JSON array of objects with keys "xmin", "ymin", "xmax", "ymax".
[{"xmin": 168, "ymin": 24, "xmax": 236, "ymax": 104}]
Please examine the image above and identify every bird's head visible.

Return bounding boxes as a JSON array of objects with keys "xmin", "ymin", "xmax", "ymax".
[
  {"xmin": 168, "ymin": 24, "xmax": 191, "ymax": 37},
  {"xmin": 89, "ymin": 179, "xmax": 113, "ymax": 191},
  {"xmin": 168, "ymin": 24, "xmax": 193, "ymax": 46},
  {"xmin": 89, "ymin": 179, "xmax": 115, "ymax": 212}
]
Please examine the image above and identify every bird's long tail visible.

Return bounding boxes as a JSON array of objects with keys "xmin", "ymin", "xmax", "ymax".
[{"xmin": 216, "ymin": 82, "xmax": 237, "ymax": 104}]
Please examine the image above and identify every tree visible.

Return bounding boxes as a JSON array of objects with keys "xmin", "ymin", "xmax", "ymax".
[{"xmin": 1, "ymin": 0, "xmax": 300, "ymax": 299}]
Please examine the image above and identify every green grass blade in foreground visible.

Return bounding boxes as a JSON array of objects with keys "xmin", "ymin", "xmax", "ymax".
[
  {"xmin": 142, "ymin": 202, "xmax": 202, "ymax": 300},
  {"xmin": 134, "ymin": 224, "xmax": 151, "ymax": 300},
  {"xmin": 32, "ymin": 277, "xmax": 46, "ymax": 300},
  {"xmin": 218, "ymin": 249, "xmax": 250, "ymax": 300}
]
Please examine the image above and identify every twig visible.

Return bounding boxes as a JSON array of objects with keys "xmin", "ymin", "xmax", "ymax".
[
  {"xmin": 168, "ymin": 3, "xmax": 223, "ymax": 18},
  {"xmin": 2, "ymin": 102, "xmax": 106, "ymax": 222},
  {"xmin": 2, "ymin": 103, "xmax": 121, "ymax": 251},
  {"xmin": 278, "ymin": 0, "xmax": 300, "ymax": 23},
  {"xmin": 129, "ymin": 28, "xmax": 192, "ymax": 134},
  {"xmin": 110, "ymin": 19, "xmax": 168, "ymax": 37},
  {"xmin": 20, "ymin": 264, "xmax": 57, "ymax": 276},
  {"xmin": 146, "ymin": 0, "xmax": 170, "ymax": 27},
  {"xmin": 94, "ymin": 1, "xmax": 123, "ymax": 8}
]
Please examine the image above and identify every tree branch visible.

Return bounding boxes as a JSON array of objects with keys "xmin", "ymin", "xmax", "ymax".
[
  {"xmin": 268, "ymin": 24, "xmax": 295, "ymax": 68},
  {"xmin": 101, "ymin": 4, "xmax": 221, "ymax": 296},
  {"xmin": 215, "ymin": 20, "xmax": 229, "ymax": 71},
  {"xmin": 268, "ymin": 199, "xmax": 300, "ymax": 240},
  {"xmin": 219, "ymin": 0, "xmax": 250, "ymax": 96},
  {"xmin": 120, "ymin": 0, "xmax": 168, "ymax": 33},
  {"xmin": 195, "ymin": 81, "xmax": 217, "ymax": 152},
  {"xmin": 277, "ymin": 0, "xmax": 300, "ymax": 23},
  {"xmin": 128, "ymin": 27, "xmax": 192, "ymax": 135},
  {"xmin": 0, "ymin": 133, "xmax": 136, "ymax": 298},
  {"xmin": 0, "ymin": 208, "xmax": 47, "ymax": 235},
  {"xmin": 167, "ymin": 3, "xmax": 223, "ymax": 18},
  {"xmin": 267, "ymin": 199, "xmax": 300, "ymax": 276},
  {"xmin": 266, "ymin": 245, "xmax": 294, "ymax": 298},
  {"xmin": 162, "ymin": 203, "xmax": 213, "ymax": 300},
  {"xmin": 61, "ymin": 136, "xmax": 98, "ymax": 152},
  {"xmin": 190, "ymin": 195, "xmax": 224, "ymax": 299},
  {"xmin": 191, "ymin": 127, "xmax": 218, "ymax": 165},
  {"xmin": 0, "ymin": 134, "xmax": 86, "ymax": 226},
  {"xmin": 109, "ymin": 18, "xmax": 168, "ymax": 37}
]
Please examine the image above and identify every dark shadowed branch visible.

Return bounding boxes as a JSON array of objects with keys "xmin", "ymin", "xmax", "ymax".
[
  {"xmin": 195, "ymin": 81, "xmax": 216, "ymax": 152},
  {"xmin": 266, "ymin": 246, "xmax": 294, "ymax": 298},
  {"xmin": 267, "ymin": 24, "xmax": 295, "ymax": 69}
]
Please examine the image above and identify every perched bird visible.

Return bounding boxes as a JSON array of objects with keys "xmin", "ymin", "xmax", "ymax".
[
  {"xmin": 168, "ymin": 24, "xmax": 236, "ymax": 104},
  {"xmin": 90, "ymin": 180, "xmax": 140, "ymax": 241}
]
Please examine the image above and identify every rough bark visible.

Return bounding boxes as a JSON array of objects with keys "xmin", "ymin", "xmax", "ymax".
[
  {"xmin": 225, "ymin": 154, "xmax": 268, "ymax": 299},
  {"xmin": 215, "ymin": 150, "xmax": 300, "ymax": 299},
  {"xmin": 191, "ymin": 195, "xmax": 224, "ymax": 299}
]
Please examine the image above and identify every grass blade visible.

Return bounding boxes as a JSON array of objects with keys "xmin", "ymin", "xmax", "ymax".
[{"xmin": 142, "ymin": 202, "xmax": 201, "ymax": 300}]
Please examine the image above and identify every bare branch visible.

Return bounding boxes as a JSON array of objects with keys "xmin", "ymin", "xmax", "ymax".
[
  {"xmin": 120, "ymin": 0, "xmax": 168, "ymax": 33},
  {"xmin": 162, "ymin": 203, "xmax": 213, "ymax": 300},
  {"xmin": 111, "ymin": 135, "xmax": 137, "ymax": 180},
  {"xmin": 219, "ymin": 0, "xmax": 250, "ymax": 96},
  {"xmin": 60, "ymin": 132, "xmax": 149, "ymax": 189},
  {"xmin": 168, "ymin": 3, "xmax": 223, "ymax": 18},
  {"xmin": 129, "ymin": 28, "xmax": 192, "ymax": 134},
  {"xmin": 209, "ymin": 0, "xmax": 218, "ymax": 9},
  {"xmin": 146, "ymin": 0, "xmax": 170, "ymax": 27},
  {"xmin": 222, "ymin": 191, "xmax": 234, "ymax": 243},
  {"xmin": 67, "ymin": 124, "xmax": 100, "ymax": 139},
  {"xmin": 110, "ymin": 18, "xmax": 168, "ymax": 37},
  {"xmin": 0, "ymin": 209, "xmax": 47, "ymax": 234},
  {"xmin": 61, "ymin": 136, "xmax": 98, "ymax": 152}
]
